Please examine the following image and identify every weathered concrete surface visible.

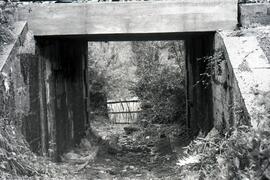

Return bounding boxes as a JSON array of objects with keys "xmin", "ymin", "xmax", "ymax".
[
  {"xmin": 0, "ymin": 21, "xmax": 45, "ymax": 153},
  {"xmin": 0, "ymin": 21, "xmax": 28, "ymax": 71},
  {"xmin": 185, "ymin": 32, "xmax": 253, "ymax": 134},
  {"xmin": 240, "ymin": 3, "xmax": 270, "ymax": 27},
  {"xmin": 212, "ymin": 33, "xmax": 250, "ymax": 132},
  {"xmin": 218, "ymin": 31, "xmax": 270, "ymax": 129},
  {"xmin": 18, "ymin": 0, "xmax": 238, "ymax": 36},
  {"xmin": 0, "ymin": 22, "xmax": 29, "ymax": 124},
  {"xmin": 19, "ymin": 32, "xmax": 42, "ymax": 153}
]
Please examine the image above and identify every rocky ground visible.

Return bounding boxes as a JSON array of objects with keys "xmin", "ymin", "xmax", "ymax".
[
  {"xmin": 2, "ymin": 121, "xmax": 189, "ymax": 179},
  {"xmin": 68, "ymin": 117, "xmax": 190, "ymax": 179},
  {"xmin": 0, "ymin": 117, "xmax": 190, "ymax": 179}
]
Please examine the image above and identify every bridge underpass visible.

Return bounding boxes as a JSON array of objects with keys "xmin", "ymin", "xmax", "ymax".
[{"xmin": 17, "ymin": 0, "xmax": 238, "ymax": 160}]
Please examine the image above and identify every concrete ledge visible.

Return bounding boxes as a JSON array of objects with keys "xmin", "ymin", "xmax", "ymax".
[
  {"xmin": 18, "ymin": 0, "xmax": 238, "ymax": 36},
  {"xmin": 240, "ymin": 3, "xmax": 270, "ymax": 27},
  {"xmin": 221, "ymin": 35, "xmax": 270, "ymax": 69},
  {"xmin": 0, "ymin": 21, "xmax": 28, "ymax": 72}
]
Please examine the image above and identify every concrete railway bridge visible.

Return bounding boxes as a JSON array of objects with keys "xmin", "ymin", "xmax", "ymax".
[{"xmin": 2, "ymin": 0, "xmax": 268, "ymax": 161}]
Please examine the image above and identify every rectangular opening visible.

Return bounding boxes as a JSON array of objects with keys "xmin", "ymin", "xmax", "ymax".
[
  {"xmin": 31, "ymin": 33, "xmax": 214, "ymax": 161},
  {"xmin": 88, "ymin": 40, "xmax": 188, "ymax": 138}
]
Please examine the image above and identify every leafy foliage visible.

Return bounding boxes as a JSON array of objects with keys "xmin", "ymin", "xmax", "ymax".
[
  {"xmin": 88, "ymin": 42, "xmax": 137, "ymax": 100},
  {"xmin": 131, "ymin": 41, "xmax": 186, "ymax": 124},
  {"xmin": 178, "ymin": 121, "xmax": 270, "ymax": 180},
  {"xmin": 88, "ymin": 42, "xmax": 138, "ymax": 116},
  {"xmin": 0, "ymin": 1, "xmax": 16, "ymax": 55},
  {"xmin": 88, "ymin": 41, "xmax": 186, "ymax": 124},
  {"xmin": 194, "ymin": 51, "xmax": 225, "ymax": 88}
]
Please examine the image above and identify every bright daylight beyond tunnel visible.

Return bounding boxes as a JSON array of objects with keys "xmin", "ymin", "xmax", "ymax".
[{"xmin": 78, "ymin": 40, "xmax": 190, "ymax": 179}]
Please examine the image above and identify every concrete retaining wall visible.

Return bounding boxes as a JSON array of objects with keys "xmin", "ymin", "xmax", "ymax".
[
  {"xmin": 212, "ymin": 33, "xmax": 250, "ymax": 132},
  {"xmin": 0, "ymin": 22, "xmax": 42, "ymax": 153},
  {"xmin": 0, "ymin": 22, "xmax": 29, "ymax": 124},
  {"xmin": 218, "ymin": 31, "xmax": 270, "ymax": 129}
]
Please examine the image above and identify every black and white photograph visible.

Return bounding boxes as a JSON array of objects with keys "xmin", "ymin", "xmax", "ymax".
[{"xmin": 0, "ymin": 0, "xmax": 270, "ymax": 179}]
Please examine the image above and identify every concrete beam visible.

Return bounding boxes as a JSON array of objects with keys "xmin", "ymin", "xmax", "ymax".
[{"xmin": 18, "ymin": 0, "xmax": 238, "ymax": 36}]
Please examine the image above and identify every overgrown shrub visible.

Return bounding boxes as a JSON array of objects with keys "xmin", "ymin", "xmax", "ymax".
[
  {"xmin": 88, "ymin": 42, "xmax": 137, "ymax": 99},
  {"xmin": 88, "ymin": 42, "xmax": 138, "ymax": 117},
  {"xmin": 0, "ymin": 1, "xmax": 16, "ymax": 54},
  {"xmin": 88, "ymin": 68, "xmax": 108, "ymax": 117},
  {"xmin": 0, "ymin": 75, "xmax": 39, "ymax": 177},
  {"xmin": 131, "ymin": 41, "xmax": 186, "ymax": 124},
  {"xmin": 178, "ymin": 87, "xmax": 270, "ymax": 179},
  {"xmin": 178, "ymin": 124, "xmax": 270, "ymax": 179}
]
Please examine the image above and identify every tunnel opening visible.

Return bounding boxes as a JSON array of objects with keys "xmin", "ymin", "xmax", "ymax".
[
  {"xmin": 88, "ymin": 40, "xmax": 186, "ymax": 123},
  {"xmin": 87, "ymin": 40, "xmax": 189, "ymax": 172},
  {"xmin": 32, "ymin": 32, "xmax": 215, "ymax": 161}
]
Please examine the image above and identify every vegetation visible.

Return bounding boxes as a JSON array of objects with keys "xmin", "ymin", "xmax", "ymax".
[
  {"xmin": 178, "ymin": 118, "xmax": 270, "ymax": 179},
  {"xmin": 176, "ymin": 52, "xmax": 270, "ymax": 179},
  {"xmin": 88, "ymin": 42, "xmax": 137, "ymax": 100},
  {"xmin": 88, "ymin": 41, "xmax": 187, "ymax": 125},
  {"xmin": 131, "ymin": 41, "xmax": 186, "ymax": 124},
  {"xmin": 88, "ymin": 42, "xmax": 138, "ymax": 117},
  {"xmin": 0, "ymin": 1, "xmax": 16, "ymax": 55},
  {"xmin": 1, "ymin": 0, "xmax": 270, "ymax": 179}
]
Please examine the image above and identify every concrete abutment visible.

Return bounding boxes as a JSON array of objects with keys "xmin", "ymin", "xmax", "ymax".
[{"xmin": 35, "ymin": 39, "xmax": 89, "ymax": 160}]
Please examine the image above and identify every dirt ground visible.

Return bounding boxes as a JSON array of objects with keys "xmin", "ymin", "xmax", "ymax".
[
  {"xmin": 79, "ymin": 119, "xmax": 189, "ymax": 179},
  {"xmin": 25, "ymin": 118, "xmax": 189, "ymax": 180}
]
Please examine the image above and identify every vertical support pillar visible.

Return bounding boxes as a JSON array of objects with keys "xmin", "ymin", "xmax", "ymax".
[
  {"xmin": 36, "ymin": 38, "xmax": 88, "ymax": 161},
  {"xmin": 37, "ymin": 40, "xmax": 49, "ymax": 156},
  {"xmin": 185, "ymin": 34, "xmax": 215, "ymax": 136},
  {"xmin": 54, "ymin": 39, "xmax": 88, "ymax": 160}
]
